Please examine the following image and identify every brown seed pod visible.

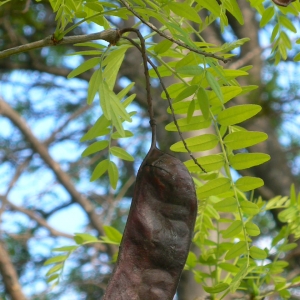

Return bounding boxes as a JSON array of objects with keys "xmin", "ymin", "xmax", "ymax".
[
  {"xmin": 103, "ymin": 147, "xmax": 197, "ymax": 300},
  {"xmin": 272, "ymin": 0, "xmax": 295, "ymax": 6}
]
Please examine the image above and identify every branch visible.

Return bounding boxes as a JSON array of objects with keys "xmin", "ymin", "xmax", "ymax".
[
  {"xmin": 0, "ymin": 97, "xmax": 111, "ymax": 247},
  {"xmin": 0, "ymin": 241, "xmax": 27, "ymax": 300},
  {"xmin": 118, "ymin": 0, "xmax": 229, "ymax": 62},
  {"xmin": 0, "ymin": 194, "xmax": 74, "ymax": 240},
  {"xmin": 0, "ymin": 29, "xmax": 121, "ymax": 60}
]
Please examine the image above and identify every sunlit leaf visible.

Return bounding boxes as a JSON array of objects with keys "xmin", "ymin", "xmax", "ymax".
[
  {"xmin": 235, "ymin": 176, "xmax": 264, "ymax": 191},
  {"xmin": 103, "ymin": 225, "xmax": 122, "ymax": 244},
  {"xmin": 108, "ymin": 160, "xmax": 118, "ymax": 189},
  {"xmin": 230, "ymin": 153, "xmax": 270, "ymax": 170},
  {"xmin": 222, "ymin": 220, "xmax": 243, "ymax": 238},
  {"xmin": 203, "ymin": 282, "xmax": 229, "ymax": 293},
  {"xmin": 90, "ymin": 159, "xmax": 109, "ymax": 181},
  {"xmin": 68, "ymin": 57, "xmax": 101, "ymax": 79},
  {"xmin": 214, "ymin": 197, "xmax": 238, "ymax": 212},
  {"xmin": 81, "ymin": 140, "xmax": 109, "ymax": 157},
  {"xmin": 225, "ymin": 241, "xmax": 246, "ymax": 260},
  {"xmin": 240, "ymin": 201, "xmax": 260, "ymax": 215},
  {"xmin": 170, "ymin": 134, "xmax": 218, "ymax": 152},
  {"xmin": 250, "ymin": 246, "xmax": 267, "ymax": 259},
  {"xmin": 197, "ymin": 178, "xmax": 231, "ymax": 198},
  {"xmin": 110, "ymin": 146, "xmax": 134, "ymax": 161},
  {"xmin": 217, "ymin": 105, "xmax": 261, "ymax": 126},
  {"xmin": 168, "ymin": 2, "xmax": 202, "ymax": 23},
  {"xmin": 224, "ymin": 131, "xmax": 268, "ymax": 150},
  {"xmin": 245, "ymin": 222, "xmax": 260, "ymax": 236},
  {"xmin": 44, "ymin": 255, "xmax": 67, "ymax": 266},
  {"xmin": 184, "ymin": 154, "xmax": 224, "ymax": 173},
  {"xmin": 166, "ymin": 116, "xmax": 211, "ymax": 132}
]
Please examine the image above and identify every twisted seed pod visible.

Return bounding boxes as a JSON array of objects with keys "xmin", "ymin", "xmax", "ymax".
[
  {"xmin": 103, "ymin": 147, "xmax": 197, "ymax": 300},
  {"xmin": 272, "ymin": 0, "xmax": 295, "ymax": 6}
]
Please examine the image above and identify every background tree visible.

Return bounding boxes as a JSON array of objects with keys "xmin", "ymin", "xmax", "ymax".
[{"xmin": 1, "ymin": 0, "xmax": 300, "ymax": 299}]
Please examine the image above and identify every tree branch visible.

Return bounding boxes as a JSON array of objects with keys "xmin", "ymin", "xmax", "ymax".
[
  {"xmin": 0, "ymin": 194, "xmax": 74, "ymax": 240},
  {"xmin": 0, "ymin": 97, "xmax": 112, "ymax": 251},
  {"xmin": 0, "ymin": 29, "xmax": 120, "ymax": 59},
  {"xmin": 0, "ymin": 241, "xmax": 27, "ymax": 300}
]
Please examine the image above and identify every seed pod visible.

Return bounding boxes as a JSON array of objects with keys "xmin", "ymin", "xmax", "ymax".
[
  {"xmin": 272, "ymin": 0, "xmax": 295, "ymax": 6},
  {"xmin": 103, "ymin": 147, "xmax": 197, "ymax": 300}
]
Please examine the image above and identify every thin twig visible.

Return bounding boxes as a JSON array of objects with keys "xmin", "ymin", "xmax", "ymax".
[
  {"xmin": 0, "ymin": 29, "xmax": 121, "ymax": 60},
  {"xmin": 0, "ymin": 194, "xmax": 73, "ymax": 239},
  {"xmin": 118, "ymin": 0, "xmax": 228, "ymax": 63},
  {"xmin": 120, "ymin": 28, "xmax": 157, "ymax": 149},
  {"xmin": 122, "ymin": 36, "xmax": 206, "ymax": 172}
]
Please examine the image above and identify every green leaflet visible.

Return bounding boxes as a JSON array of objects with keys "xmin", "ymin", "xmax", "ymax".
[
  {"xmin": 90, "ymin": 159, "xmax": 109, "ymax": 181},
  {"xmin": 165, "ymin": 115, "xmax": 211, "ymax": 132},
  {"xmin": 111, "ymin": 130, "xmax": 133, "ymax": 139},
  {"xmin": 197, "ymin": 87, "xmax": 210, "ymax": 119},
  {"xmin": 197, "ymin": 178, "xmax": 231, "ymax": 198},
  {"xmin": 213, "ymin": 197, "xmax": 238, "ymax": 212},
  {"xmin": 206, "ymin": 71, "xmax": 224, "ymax": 103},
  {"xmin": 245, "ymin": 222, "xmax": 260, "ymax": 236},
  {"xmin": 170, "ymin": 134, "xmax": 219, "ymax": 152},
  {"xmin": 110, "ymin": 146, "xmax": 134, "ymax": 161},
  {"xmin": 235, "ymin": 176, "xmax": 264, "ymax": 191},
  {"xmin": 184, "ymin": 154, "xmax": 224, "ymax": 173},
  {"xmin": 260, "ymin": 6, "xmax": 275, "ymax": 27},
  {"xmin": 219, "ymin": 263, "xmax": 240, "ymax": 273},
  {"xmin": 74, "ymin": 233, "xmax": 98, "ymax": 244},
  {"xmin": 67, "ymin": 57, "xmax": 101, "ymax": 79},
  {"xmin": 81, "ymin": 140, "xmax": 109, "ymax": 157},
  {"xmin": 108, "ymin": 160, "xmax": 118, "ymax": 189},
  {"xmin": 167, "ymin": 100, "xmax": 197, "ymax": 114},
  {"xmin": 250, "ymin": 246, "xmax": 267, "ymax": 259},
  {"xmin": 222, "ymin": 220, "xmax": 243, "ymax": 239},
  {"xmin": 154, "ymin": 39, "xmax": 173, "ymax": 54},
  {"xmin": 209, "ymin": 86, "xmax": 242, "ymax": 106},
  {"xmin": 103, "ymin": 225, "xmax": 122, "ymax": 244},
  {"xmin": 240, "ymin": 201, "xmax": 260, "ymax": 215},
  {"xmin": 224, "ymin": 131, "xmax": 268, "ymax": 150},
  {"xmin": 80, "ymin": 115, "xmax": 110, "ymax": 142},
  {"xmin": 87, "ymin": 68, "xmax": 101, "ymax": 104},
  {"xmin": 44, "ymin": 255, "xmax": 68, "ymax": 265},
  {"xmin": 99, "ymin": 79, "xmax": 131, "ymax": 122},
  {"xmin": 53, "ymin": 246, "xmax": 78, "ymax": 252},
  {"xmin": 197, "ymin": 0, "xmax": 221, "ymax": 16},
  {"xmin": 203, "ymin": 282, "xmax": 229, "ymax": 294},
  {"xmin": 161, "ymin": 82, "xmax": 186, "ymax": 99},
  {"xmin": 174, "ymin": 85, "xmax": 198, "ymax": 103},
  {"xmin": 217, "ymin": 104, "xmax": 262, "ymax": 126},
  {"xmin": 229, "ymin": 153, "xmax": 270, "ymax": 170},
  {"xmin": 225, "ymin": 241, "xmax": 247, "ymax": 260},
  {"xmin": 224, "ymin": 0, "xmax": 244, "ymax": 25},
  {"xmin": 167, "ymin": 2, "xmax": 202, "ymax": 24},
  {"xmin": 46, "ymin": 264, "xmax": 63, "ymax": 276},
  {"xmin": 176, "ymin": 65, "xmax": 204, "ymax": 76},
  {"xmin": 102, "ymin": 45, "xmax": 131, "ymax": 90}
]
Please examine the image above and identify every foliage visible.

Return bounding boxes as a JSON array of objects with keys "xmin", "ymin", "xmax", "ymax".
[{"xmin": 1, "ymin": 0, "xmax": 300, "ymax": 299}]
